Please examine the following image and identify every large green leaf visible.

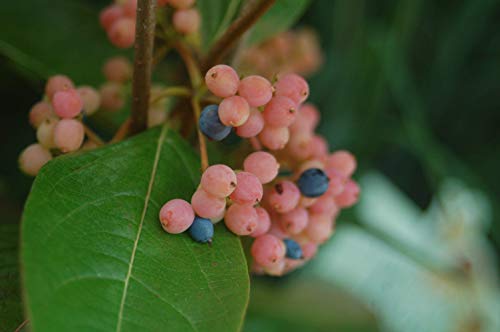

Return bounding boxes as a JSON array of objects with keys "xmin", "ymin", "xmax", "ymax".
[
  {"xmin": 0, "ymin": 0, "xmax": 128, "ymax": 85},
  {"xmin": 198, "ymin": 0, "xmax": 243, "ymax": 50},
  {"xmin": 21, "ymin": 126, "xmax": 249, "ymax": 332},
  {"xmin": 246, "ymin": 0, "xmax": 311, "ymax": 45}
]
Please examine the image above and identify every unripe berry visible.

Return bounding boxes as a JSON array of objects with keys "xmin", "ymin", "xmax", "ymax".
[
  {"xmin": 168, "ymin": 0, "xmax": 195, "ymax": 9},
  {"xmin": 251, "ymin": 234, "xmax": 286, "ymax": 268},
  {"xmin": 36, "ymin": 117, "xmax": 59, "ymax": 149},
  {"xmin": 324, "ymin": 167, "xmax": 347, "ymax": 196},
  {"xmin": 267, "ymin": 181, "xmax": 300, "ymax": 213},
  {"xmin": 99, "ymin": 5, "xmax": 124, "ymax": 30},
  {"xmin": 52, "ymin": 88, "xmax": 83, "ymax": 118},
  {"xmin": 19, "ymin": 144, "xmax": 52, "ymax": 176},
  {"xmin": 45, "ymin": 75, "xmax": 74, "ymax": 100},
  {"xmin": 205, "ymin": 65, "xmax": 239, "ymax": 98},
  {"xmin": 235, "ymin": 108, "xmax": 264, "ymax": 138},
  {"xmin": 173, "ymin": 9, "xmax": 200, "ymax": 35},
  {"xmin": 264, "ymin": 258, "xmax": 286, "ymax": 276},
  {"xmin": 258, "ymin": 126, "xmax": 289, "ymax": 150},
  {"xmin": 123, "ymin": 0, "xmax": 138, "ymax": 18},
  {"xmin": 279, "ymin": 207, "xmax": 309, "ymax": 235},
  {"xmin": 103, "ymin": 56, "xmax": 132, "ymax": 83},
  {"xmin": 77, "ymin": 86, "xmax": 101, "ymax": 115},
  {"xmin": 159, "ymin": 199, "xmax": 195, "ymax": 234},
  {"xmin": 100, "ymin": 82, "xmax": 125, "ymax": 111},
  {"xmin": 29, "ymin": 101, "xmax": 53, "ymax": 128},
  {"xmin": 191, "ymin": 188, "xmax": 226, "ymax": 219},
  {"xmin": 53, "ymin": 119, "xmax": 85, "ymax": 152},
  {"xmin": 274, "ymin": 73, "xmax": 309, "ymax": 105},
  {"xmin": 334, "ymin": 179, "xmax": 360, "ymax": 208},
  {"xmin": 290, "ymin": 103, "xmax": 320, "ymax": 133},
  {"xmin": 262, "ymin": 96, "xmax": 297, "ymax": 127},
  {"xmin": 305, "ymin": 213, "xmax": 334, "ymax": 244},
  {"xmin": 224, "ymin": 204, "xmax": 258, "ymax": 236},
  {"xmin": 286, "ymin": 132, "xmax": 312, "ymax": 160},
  {"xmin": 250, "ymin": 207, "xmax": 271, "ymax": 238},
  {"xmin": 309, "ymin": 195, "xmax": 338, "ymax": 217},
  {"xmin": 238, "ymin": 75, "xmax": 273, "ymax": 107},
  {"xmin": 200, "ymin": 164, "xmax": 237, "ymax": 198},
  {"xmin": 229, "ymin": 171, "xmax": 263, "ymax": 204},
  {"xmin": 302, "ymin": 242, "xmax": 318, "ymax": 259},
  {"xmin": 326, "ymin": 150, "xmax": 357, "ymax": 177},
  {"xmin": 308, "ymin": 135, "xmax": 329, "ymax": 159},
  {"xmin": 243, "ymin": 151, "xmax": 279, "ymax": 184},
  {"xmin": 218, "ymin": 96, "xmax": 250, "ymax": 127},
  {"xmin": 108, "ymin": 18, "xmax": 136, "ymax": 48},
  {"xmin": 189, "ymin": 216, "xmax": 214, "ymax": 243}
]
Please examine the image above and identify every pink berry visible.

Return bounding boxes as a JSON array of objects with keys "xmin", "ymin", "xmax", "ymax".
[
  {"xmin": 36, "ymin": 118, "xmax": 58, "ymax": 149},
  {"xmin": 274, "ymin": 73, "xmax": 309, "ymax": 105},
  {"xmin": 325, "ymin": 167, "xmax": 347, "ymax": 196},
  {"xmin": 200, "ymin": 164, "xmax": 237, "ymax": 198},
  {"xmin": 299, "ymin": 196, "xmax": 317, "ymax": 208},
  {"xmin": 267, "ymin": 181, "xmax": 300, "ymax": 213},
  {"xmin": 108, "ymin": 18, "xmax": 136, "ymax": 48},
  {"xmin": 243, "ymin": 151, "xmax": 279, "ymax": 184},
  {"xmin": 218, "ymin": 96, "xmax": 250, "ymax": 126},
  {"xmin": 53, "ymin": 119, "xmax": 85, "ymax": 153},
  {"xmin": 191, "ymin": 188, "xmax": 226, "ymax": 219},
  {"xmin": 52, "ymin": 88, "xmax": 83, "ymax": 118},
  {"xmin": 251, "ymin": 234, "xmax": 286, "ymax": 268},
  {"xmin": 77, "ymin": 86, "xmax": 101, "ymax": 115},
  {"xmin": 259, "ymin": 126, "xmax": 290, "ymax": 150},
  {"xmin": 262, "ymin": 96, "xmax": 297, "ymax": 127},
  {"xmin": 238, "ymin": 75, "xmax": 273, "ymax": 107},
  {"xmin": 308, "ymin": 135, "xmax": 329, "ymax": 159},
  {"xmin": 123, "ymin": 0, "xmax": 138, "ymax": 18},
  {"xmin": 103, "ymin": 56, "xmax": 132, "ymax": 83},
  {"xmin": 251, "ymin": 207, "xmax": 271, "ymax": 238},
  {"xmin": 168, "ymin": 0, "xmax": 195, "ymax": 9},
  {"xmin": 99, "ymin": 5, "xmax": 124, "ymax": 30},
  {"xmin": 100, "ymin": 83, "xmax": 125, "ymax": 111},
  {"xmin": 235, "ymin": 108, "xmax": 264, "ymax": 138},
  {"xmin": 305, "ymin": 213, "xmax": 333, "ymax": 244},
  {"xmin": 29, "ymin": 101, "xmax": 53, "ymax": 128},
  {"xmin": 279, "ymin": 207, "xmax": 309, "ymax": 235},
  {"xmin": 173, "ymin": 9, "xmax": 200, "ymax": 35},
  {"xmin": 335, "ymin": 179, "xmax": 360, "ymax": 208},
  {"xmin": 267, "ymin": 220, "xmax": 287, "ymax": 239},
  {"xmin": 205, "ymin": 65, "xmax": 239, "ymax": 98},
  {"xmin": 19, "ymin": 144, "xmax": 52, "ymax": 176},
  {"xmin": 286, "ymin": 132, "xmax": 312, "ymax": 160},
  {"xmin": 159, "ymin": 199, "xmax": 195, "ymax": 234},
  {"xmin": 301, "ymin": 242, "xmax": 318, "ymax": 259},
  {"xmin": 45, "ymin": 75, "xmax": 74, "ymax": 100},
  {"xmin": 229, "ymin": 171, "xmax": 263, "ymax": 204},
  {"xmin": 309, "ymin": 195, "xmax": 338, "ymax": 217},
  {"xmin": 326, "ymin": 150, "xmax": 357, "ymax": 177},
  {"xmin": 264, "ymin": 258, "xmax": 286, "ymax": 276},
  {"xmin": 224, "ymin": 204, "xmax": 258, "ymax": 236},
  {"xmin": 296, "ymin": 159, "xmax": 324, "ymax": 175},
  {"xmin": 290, "ymin": 103, "xmax": 320, "ymax": 133}
]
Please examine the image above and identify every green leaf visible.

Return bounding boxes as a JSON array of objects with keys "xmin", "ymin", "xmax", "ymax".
[
  {"xmin": 0, "ymin": 0, "xmax": 128, "ymax": 85},
  {"xmin": 198, "ymin": 0, "xmax": 243, "ymax": 50},
  {"xmin": 21, "ymin": 126, "xmax": 249, "ymax": 332},
  {"xmin": 246, "ymin": 0, "xmax": 312, "ymax": 46}
]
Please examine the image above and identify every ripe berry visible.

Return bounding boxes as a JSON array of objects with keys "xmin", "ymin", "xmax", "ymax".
[
  {"xmin": 18, "ymin": 144, "xmax": 52, "ymax": 176},
  {"xmin": 29, "ymin": 101, "xmax": 53, "ymax": 128},
  {"xmin": 262, "ymin": 96, "xmax": 297, "ymax": 127},
  {"xmin": 45, "ymin": 75, "xmax": 74, "ymax": 100},
  {"xmin": 258, "ymin": 126, "xmax": 290, "ymax": 150},
  {"xmin": 283, "ymin": 239, "xmax": 303, "ymax": 259},
  {"xmin": 108, "ymin": 18, "xmax": 136, "ymax": 48},
  {"xmin": 251, "ymin": 234, "xmax": 286, "ymax": 268},
  {"xmin": 199, "ymin": 105, "xmax": 232, "ymax": 141},
  {"xmin": 326, "ymin": 150, "xmax": 357, "ymax": 177},
  {"xmin": 52, "ymin": 88, "xmax": 83, "ymax": 118},
  {"xmin": 334, "ymin": 179, "xmax": 360, "ymax": 208},
  {"xmin": 205, "ymin": 65, "xmax": 239, "ymax": 98},
  {"xmin": 100, "ymin": 83, "xmax": 125, "ymax": 111},
  {"xmin": 243, "ymin": 151, "xmax": 279, "ymax": 184},
  {"xmin": 77, "ymin": 86, "xmax": 101, "ymax": 115},
  {"xmin": 168, "ymin": 0, "xmax": 195, "ymax": 9},
  {"xmin": 200, "ymin": 164, "xmax": 237, "ymax": 198},
  {"xmin": 191, "ymin": 188, "xmax": 226, "ymax": 219},
  {"xmin": 297, "ymin": 168, "xmax": 330, "ymax": 198},
  {"xmin": 218, "ymin": 96, "xmax": 250, "ymax": 127},
  {"xmin": 238, "ymin": 75, "xmax": 273, "ymax": 107},
  {"xmin": 235, "ymin": 108, "xmax": 264, "ymax": 138},
  {"xmin": 189, "ymin": 216, "xmax": 214, "ymax": 243},
  {"xmin": 173, "ymin": 9, "xmax": 200, "ymax": 35},
  {"xmin": 36, "ymin": 118, "xmax": 58, "ymax": 149},
  {"xmin": 53, "ymin": 119, "xmax": 85, "ymax": 152},
  {"xmin": 159, "ymin": 199, "xmax": 195, "ymax": 234},
  {"xmin": 274, "ymin": 73, "xmax": 309, "ymax": 105},
  {"xmin": 224, "ymin": 204, "xmax": 258, "ymax": 236},
  {"xmin": 103, "ymin": 56, "xmax": 132, "ymax": 83},
  {"xmin": 267, "ymin": 181, "xmax": 300, "ymax": 213},
  {"xmin": 229, "ymin": 171, "xmax": 263, "ymax": 204},
  {"xmin": 250, "ymin": 207, "xmax": 271, "ymax": 238},
  {"xmin": 99, "ymin": 5, "xmax": 124, "ymax": 30},
  {"xmin": 279, "ymin": 207, "xmax": 308, "ymax": 235}
]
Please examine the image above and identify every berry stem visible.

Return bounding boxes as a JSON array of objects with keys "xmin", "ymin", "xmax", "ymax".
[
  {"xmin": 129, "ymin": 0, "xmax": 157, "ymax": 135},
  {"xmin": 175, "ymin": 42, "xmax": 202, "ymax": 87},
  {"xmin": 191, "ymin": 94, "xmax": 209, "ymax": 172},
  {"xmin": 83, "ymin": 125, "xmax": 105, "ymax": 146},
  {"xmin": 150, "ymin": 86, "xmax": 192, "ymax": 105},
  {"xmin": 201, "ymin": 0, "xmax": 277, "ymax": 71},
  {"xmin": 110, "ymin": 118, "xmax": 132, "ymax": 143}
]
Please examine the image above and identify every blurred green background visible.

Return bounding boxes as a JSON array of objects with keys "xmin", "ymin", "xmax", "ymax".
[{"xmin": 1, "ymin": 0, "xmax": 500, "ymax": 331}]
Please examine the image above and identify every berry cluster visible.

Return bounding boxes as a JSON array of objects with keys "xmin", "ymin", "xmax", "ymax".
[
  {"xmin": 100, "ymin": 56, "xmax": 132, "ymax": 111},
  {"xmin": 158, "ymin": 0, "xmax": 200, "ymax": 35},
  {"xmin": 158, "ymin": 65, "xmax": 360, "ymax": 276}
]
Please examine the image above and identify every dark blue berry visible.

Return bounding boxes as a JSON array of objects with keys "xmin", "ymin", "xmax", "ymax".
[
  {"xmin": 189, "ymin": 216, "xmax": 214, "ymax": 243},
  {"xmin": 283, "ymin": 239, "xmax": 303, "ymax": 259},
  {"xmin": 199, "ymin": 104, "xmax": 232, "ymax": 141},
  {"xmin": 297, "ymin": 168, "xmax": 329, "ymax": 198}
]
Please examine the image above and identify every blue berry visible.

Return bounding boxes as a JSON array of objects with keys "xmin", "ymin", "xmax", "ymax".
[
  {"xmin": 283, "ymin": 239, "xmax": 303, "ymax": 259},
  {"xmin": 199, "ymin": 104, "xmax": 232, "ymax": 141},
  {"xmin": 188, "ymin": 216, "xmax": 214, "ymax": 243},
  {"xmin": 296, "ymin": 168, "xmax": 329, "ymax": 198}
]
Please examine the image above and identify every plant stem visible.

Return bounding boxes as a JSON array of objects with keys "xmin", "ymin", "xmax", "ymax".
[
  {"xmin": 83, "ymin": 125, "xmax": 105, "ymax": 146},
  {"xmin": 175, "ymin": 42, "xmax": 202, "ymax": 87},
  {"xmin": 150, "ymin": 86, "xmax": 192, "ymax": 105},
  {"xmin": 129, "ymin": 0, "xmax": 157, "ymax": 135},
  {"xmin": 200, "ymin": 0, "xmax": 276, "ymax": 71},
  {"xmin": 14, "ymin": 319, "xmax": 29, "ymax": 332},
  {"xmin": 111, "ymin": 118, "xmax": 132, "ymax": 143},
  {"xmin": 191, "ymin": 95, "xmax": 209, "ymax": 171}
]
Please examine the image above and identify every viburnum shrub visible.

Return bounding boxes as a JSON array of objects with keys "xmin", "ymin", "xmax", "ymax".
[{"xmin": 18, "ymin": 0, "xmax": 358, "ymax": 330}]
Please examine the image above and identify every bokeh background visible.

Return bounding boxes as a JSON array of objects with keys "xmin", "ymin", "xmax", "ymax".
[{"xmin": 1, "ymin": 0, "xmax": 500, "ymax": 331}]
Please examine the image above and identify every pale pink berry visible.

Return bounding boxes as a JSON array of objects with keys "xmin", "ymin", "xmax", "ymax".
[
  {"xmin": 286, "ymin": 132, "xmax": 312, "ymax": 160},
  {"xmin": 267, "ymin": 181, "xmax": 300, "ymax": 213},
  {"xmin": 159, "ymin": 199, "xmax": 195, "ymax": 234},
  {"xmin": 123, "ymin": 0, "xmax": 138, "ymax": 18},
  {"xmin": 258, "ymin": 126, "xmax": 289, "ymax": 150},
  {"xmin": 200, "ymin": 164, "xmax": 237, "ymax": 198},
  {"xmin": 205, "ymin": 65, "xmax": 239, "ymax": 98},
  {"xmin": 45, "ymin": 75, "xmax": 74, "ymax": 100},
  {"xmin": 218, "ymin": 96, "xmax": 250, "ymax": 126},
  {"xmin": 264, "ymin": 258, "xmax": 286, "ymax": 276},
  {"xmin": 262, "ymin": 96, "xmax": 297, "ymax": 127},
  {"xmin": 53, "ymin": 119, "xmax": 85, "ymax": 153},
  {"xmin": 103, "ymin": 56, "xmax": 132, "ymax": 83},
  {"xmin": 279, "ymin": 207, "xmax": 309, "ymax": 235},
  {"xmin": 224, "ymin": 204, "xmax": 258, "ymax": 236},
  {"xmin": 290, "ymin": 103, "xmax": 320, "ymax": 133},
  {"xmin": 77, "ymin": 86, "xmax": 101, "ymax": 115},
  {"xmin": 52, "ymin": 88, "xmax": 83, "ymax": 118},
  {"xmin": 191, "ymin": 188, "xmax": 226, "ymax": 219},
  {"xmin": 148, "ymin": 108, "xmax": 167, "ymax": 128},
  {"xmin": 309, "ymin": 195, "xmax": 338, "ymax": 217},
  {"xmin": 274, "ymin": 73, "xmax": 309, "ymax": 105},
  {"xmin": 229, "ymin": 171, "xmax": 263, "ymax": 204},
  {"xmin": 29, "ymin": 101, "xmax": 53, "ymax": 128},
  {"xmin": 305, "ymin": 213, "xmax": 333, "ymax": 244},
  {"xmin": 100, "ymin": 5, "xmax": 124, "ymax": 30},
  {"xmin": 302, "ymin": 242, "xmax": 318, "ymax": 259},
  {"xmin": 335, "ymin": 179, "xmax": 360, "ymax": 208},
  {"xmin": 326, "ymin": 150, "xmax": 357, "ymax": 177},
  {"xmin": 100, "ymin": 83, "xmax": 125, "ymax": 111},
  {"xmin": 308, "ymin": 135, "xmax": 329, "ymax": 159},
  {"xmin": 36, "ymin": 118, "xmax": 58, "ymax": 149},
  {"xmin": 284, "ymin": 259, "xmax": 304, "ymax": 273},
  {"xmin": 108, "ymin": 18, "xmax": 136, "ymax": 48},
  {"xmin": 299, "ymin": 196, "xmax": 317, "ymax": 208},
  {"xmin": 235, "ymin": 108, "xmax": 264, "ymax": 138},
  {"xmin": 267, "ymin": 220, "xmax": 287, "ymax": 239},
  {"xmin": 251, "ymin": 234, "xmax": 286, "ymax": 268},
  {"xmin": 168, "ymin": 0, "xmax": 195, "ymax": 9},
  {"xmin": 238, "ymin": 75, "xmax": 273, "ymax": 107},
  {"xmin": 173, "ymin": 9, "xmax": 200, "ymax": 35},
  {"xmin": 296, "ymin": 159, "xmax": 325, "ymax": 175},
  {"xmin": 325, "ymin": 167, "xmax": 347, "ymax": 196},
  {"xmin": 19, "ymin": 144, "xmax": 52, "ymax": 176},
  {"xmin": 250, "ymin": 207, "xmax": 271, "ymax": 238},
  {"xmin": 243, "ymin": 151, "xmax": 279, "ymax": 184}
]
